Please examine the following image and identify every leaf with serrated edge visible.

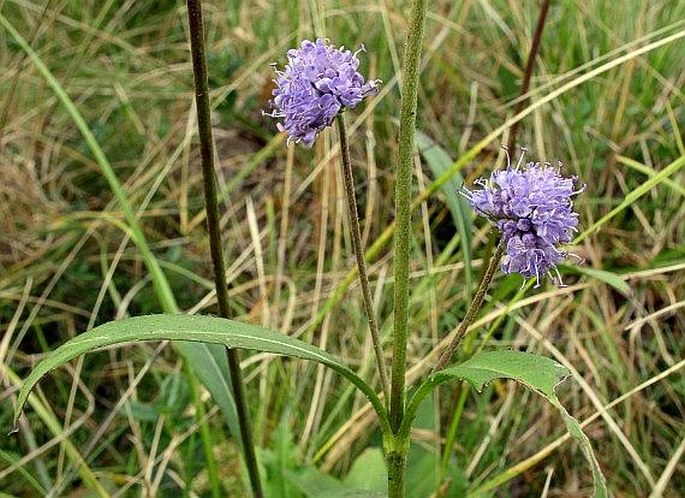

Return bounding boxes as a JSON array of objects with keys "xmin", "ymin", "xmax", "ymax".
[
  {"xmin": 12, "ymin": 314, "xmax": 389, "ymax": 435},
  {"xmin": 408, "ymin": 351, "xmax": 607, "ymax": 498}
]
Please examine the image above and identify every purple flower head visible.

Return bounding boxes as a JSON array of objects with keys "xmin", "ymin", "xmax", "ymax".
[
  {"xmin": 264, "ymin": 38, "xmax": 381, "ymax": 147},
  {"xmin": 463, "ymin": 147, "xmax": 584, "ymax": 287}
]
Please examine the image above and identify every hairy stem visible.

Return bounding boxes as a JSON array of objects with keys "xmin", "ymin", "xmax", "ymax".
[
  {"xmin": 386, "ymin": 449, "xmax": 407, "ymax": 498},
  {"xmin": 433, "ymin": 242, "xmax": 504, "ymax": 372},
  {"xmin": 186, "ymin": 1, "xmax": 263, "ymax": 496},
  {"xmin": 336, "ymin": 114, "xmax": 390, "ymax": 402},
  {"xmin": 391, "ymin": 0, "xmax": 428, "ymax": 436}
]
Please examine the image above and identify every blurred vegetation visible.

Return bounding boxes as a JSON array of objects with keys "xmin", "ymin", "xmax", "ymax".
[{"xmin": 1, "ymin": 0, "xmax": 683, "ymax": 496}]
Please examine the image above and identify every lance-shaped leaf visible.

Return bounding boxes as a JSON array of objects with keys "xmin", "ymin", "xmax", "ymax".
[
  {"xmin": 404, "ymin": 350, "xmax": 607, "ymax": 498},
  {"xmin": 12, "ymin": 314, "xmax": 389, "ymax": 436}
]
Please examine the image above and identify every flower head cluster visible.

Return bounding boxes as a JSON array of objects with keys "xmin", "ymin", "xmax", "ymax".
[
  {"xmin": 463, "ymin": 148, "xmax": 584, "ymax": 287},
  {"xmin": 264, "ymin": 38, "xmax": 380, "ymax": 147}
]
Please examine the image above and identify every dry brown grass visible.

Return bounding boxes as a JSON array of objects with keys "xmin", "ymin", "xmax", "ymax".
[{"xmin": 1, "ymin": 1, "xmax": 683, "ymax": 496}]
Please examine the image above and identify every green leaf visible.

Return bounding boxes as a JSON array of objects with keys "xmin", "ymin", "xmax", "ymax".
[
  {"xmin": 175, "ymin": 342, "xmax": 241, "ymax": 442},
  {"xmin": 430, "ymin": 350, "xmax": 569, "ymax": 398},
  {"xmin": 417, "ymin": 131, "xmax": 474, "ymax": 293},
  {"xmin": 261, "ymin": 422, "xmax": 384, "ymax": 498},
  {"xmin": 407, "ymin": 442, "xmax": 467, "ymax": 498},
  {"xmin": 286, "ymin": 468, "xmax": 386, "ymax": 497},
  {"xmin": 407, "ymin": 351, "xmax": 607, "ymax": 498},
  {"xmin": 12, "ymin": 314, "xmax": 389, "ymax": 435},
  {"xmin": 262, "ymin": 420, "xmax": 304, "ymax": 498},
  {"xmin": 129, "ymin": 372, "xmax": 191, "ymax": 422},
  {"xmin": 344, "ymin": 448, "xmax": 387, "ymax": 492}
]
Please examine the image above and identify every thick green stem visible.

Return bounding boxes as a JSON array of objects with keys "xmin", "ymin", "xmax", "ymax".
[
  {"xmin": 186, "ymin": 1, "xmax": 263, "ymax": 496},
  {"xmin": 391, "ymin": 0, "xmax": 428, "ymax": 435},
  {"xmin": 336, "ymin": 114, "xmax": 390, "ymax": 402},
  {"xmin": 385, "ymin": 433, "xmax": 410, "ymax": 498},
  {"xmin": 386, "ymin": 449, "xmax": 407, "ymax": 498},
  {"xmin": 432, "ymin": 242, "xmax": 504, "ymax": 372}
]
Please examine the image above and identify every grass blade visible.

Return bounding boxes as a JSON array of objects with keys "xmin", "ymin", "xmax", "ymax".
[
  {"xmin": 575, "ymin": 154, "xmax": 685, "ymax": 244},
  {"xmin": 417, "ymin": 131, "xmax": 474, "ymax": 295}
]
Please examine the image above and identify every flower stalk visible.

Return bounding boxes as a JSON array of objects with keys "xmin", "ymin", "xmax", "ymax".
[
  {"xmin": 186, "ymin": 1, "xmax": 263, "ymax": 496},
  {"xmin": 433, "ymin": 241, "xmax": 504, "ymax": 372},
  {"xmin": 336, "ymin": 114, "xmax": 390, "ymax": 402}
]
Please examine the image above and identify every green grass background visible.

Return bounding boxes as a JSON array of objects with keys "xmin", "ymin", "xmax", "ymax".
[{"xmin": 1, "ymin": 0, "xmax": 683, "ymax": 496}]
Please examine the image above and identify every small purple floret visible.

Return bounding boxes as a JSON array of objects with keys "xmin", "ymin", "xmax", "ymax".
[
  {"xmin": 264, "ymin": 39, "xmax": 380, "ymax": 147},
  {"xmin": 463, "ymin": 148, "xmax": 584, "ymax": 287}
]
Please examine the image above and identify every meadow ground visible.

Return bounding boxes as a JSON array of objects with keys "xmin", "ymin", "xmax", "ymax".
[{"xmin": 1, "ymin": 1, "xmax": 684, "ymax": 496}]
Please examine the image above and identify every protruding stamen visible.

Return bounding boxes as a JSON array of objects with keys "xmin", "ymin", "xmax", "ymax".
[
  {"xmin": 515, "ymin": 147, "xmax": 528, "ymax": 170},
  {"xmin": 552, "ymin": 267, "xmax": 566, "ymax": 287},
  {"xmin": 568, "ymin": 252, "xmax": 585, "ymax": 265}
]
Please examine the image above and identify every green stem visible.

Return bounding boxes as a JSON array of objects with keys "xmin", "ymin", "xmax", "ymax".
[
  {"xmin": 185, "ymin": 2, "xmax": 263, "ymax": 497},
  {"xmin": 336, "ymin": 114, "xmax": 390, "ymax": 402},
  {"xmin": 432, "ymin": 242, "xmax": 504, "ymax": 373},
  {"xmin": 390, "ymin": 0, "xmax": 428, "ymax": 435},
  {"xmin": 386, "ymin": 449, "xmax": 407, "ymax": 498}
]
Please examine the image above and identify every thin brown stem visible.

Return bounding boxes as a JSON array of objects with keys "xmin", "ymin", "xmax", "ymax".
[
  {"xmin": 507, "ymin": 0, "xmax": 551, "ymax": 150},
  {"xmin": 186, "ymin": 1, "xmax": 263, "ymax": 496},
  {"xmin": 433, "ymin": 242, "xmax": 504, "ymax": 372},
  {"xmin": 336, "ymin": 114, "xmax": 390, "ymax": 403}
]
